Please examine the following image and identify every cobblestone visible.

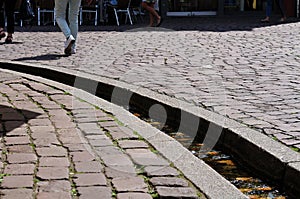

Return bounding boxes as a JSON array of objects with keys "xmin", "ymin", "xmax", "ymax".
[{"xmin": 1, "ymin": 15, "xmax": 300, "ymax": 198}]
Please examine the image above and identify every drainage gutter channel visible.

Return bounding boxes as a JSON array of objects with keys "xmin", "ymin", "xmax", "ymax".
[{"xmin": 1, "ymin": 60, "xmax": 300, "ymax": 198}]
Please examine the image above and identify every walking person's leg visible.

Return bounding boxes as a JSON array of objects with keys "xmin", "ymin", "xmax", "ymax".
[
  {"xmin": 0, "ymin": 0, "xmax": 5, "ymax": 39},
  {"xmin": 5, "ymin": 0, "xmax": 17, "ymax": 43},
  {"xmin": 276, "ymin": 0, "xmax": 286, "ymax": 21},
  {"xmin": 55, "ymin": 0, "xmax": 75, "ymax": 55},
  {"xmin": 261, "ymin": 0, "xmax": 272, "ymax": 22},
  {"xmin": 142, "ymin": 1, "xmax": 161, "ymax": 27},
  {"xmin": 68, "ymin": 0, "xmax": 81, "ymax": 53},
  {"xmin": 55, "ymin": 0, "xmax": 71, "ymax": 39}
]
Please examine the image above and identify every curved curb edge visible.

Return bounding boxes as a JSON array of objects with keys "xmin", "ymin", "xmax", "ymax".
[{"xmin": 1, "ymin": 60, "xmax": 300, "ymax": 198}]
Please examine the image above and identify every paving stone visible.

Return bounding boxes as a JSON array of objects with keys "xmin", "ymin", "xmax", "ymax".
[
  {"xmin": 70, "ymin": 151, "xmax": 96, "ymax": 162},
  {"xmin": 118, "ymin": 140, "xmax": 149, "ymax": 149},
  {"xmin": 77, "ymin": 123, "xmax": 100, "ymax": 131},
  {"xmin": 37, "ymin": 180, "xmax": 72, "ymax": 193},
  {"xmin": 144, "ymin": 166, "xmax": 179, "ymax": 177},
  {"xmin": 37, "ymin": 167, "xmax": 69, "ymax": 180},
  {"xmin": 75, "ymin": 117, "xmax": 99, "ymax": 123},
  {"xmin": 85, "ymin": 134, "xmax": 109, "ymax": 140},
  {"xmin": 59, "ymin": 135, "xmax": 88, "ymax": 144},
  {"xmin": 36, "ymin": 192, "xmax": 72, "ymax": 199},
  {"xmin": 72, "ymin": 108, "xmax": 96, "ymax": 115},
  {"xmin": 52, "ymin": 121, "xmax": 77, "ymax": 129},
  {"xmin": 5, "ymin": 127, "xmax": 28, "ymax": 136},
  {"xmin": 36, "ymin": 146, "xmax": 68, "ymax": 157},
  {"xmin": 57, "ymin": 128, "xmax": 81, "ymax": 136},
  {"xmin": 77, "ymin": 186, "xmax": 111, "ymax": 199},
  {"xmin": 50, "ymin": 115, "xmax": 72, "ymax": 123},
  {"xmin": 81, "ymin": 128, "xmax": 107, "ymax": 136},
  {"xmin": 150, "ymin": 177, "xmax": 189, "ymax": 187},
  {"xmin": 1, "ymin": 175, "xmax": 33, "ymax": 188},
  {"xmin": 74, "ymin": 173, "xmax": 107, "ymax": 186},
  {"xmin": 106, "ymin": 126, "xmax": 138, "ymax": 140},
  {"xmin": 287, "ymin": 131, "xmax": 300, "ymax": 137},
  {"xmin": 7, "ymin": 153, "xmax": 37, "ymax": 164},
  {"xmin": 99, "ymin": 121, "xmax": 119, "ymax": 128},
  {"xmin": 105, "ymin": 166, "xmax": 137, "ymax": 178},
  {"xmin": 28, "ymin": 118, "xmax": 52, "ymax": 126},
  {"xmin": 94, "ymin": 146, "xmax": 123, "ymax": 157},
  {"xmin": 39, "ymin": 157, "xmax": 70, "ymax": 167},
  {"xmin": 4, "ymin": 164, "xmax": 35, "ymax": 175},
  {"xmin": 126, "ymin": 149, "xmax": 169, "ymax": 166},
  {"xmin": 117, "ymin": 192, "xmax": 153, "ymax": 199},
  {"xmin": 74, "ymin": 161, "xmax": 103, "ymax": 173},
  {"xmin": 64, "ymin": 143, "xmax": 88, "ymax": 152},
  {"xmin": 101, "ymin": 154, "xmax": 134, "ymax": 167},
  {"xmin": 7, "ymin": 145, "xmax": 34, "ymax": 153},
  {"xmin": 4, "ymin": 121, "xmax": 26, "ymax": 132},
  {"xmin": 156, "ymin": 186, "xmax": 198, "ymax": 199},
  {"xmin": 2, "ymin": 113, "xmax": 24, "ymax": 121},
  {"xmin": 112, "ymin": 177, "xmax": 148, "ymax": 192},
  {"xmin": 30, "ymin": 126, "xmax": 56, "ymax": 133},
  {"xmin": 89, "ymin": 139, "xmax": 114, "ymax": 147},
  {"xmin": 280, "ymin": 139, "xmax": 300, "ymax": 146},
  {"xmin": 41, "ymin": 102, "xmax": 62, "ymax": 109},
  {"xmin": 47, "ymin": 110, "xmax": 69, "ymax": 118},
  {"xmin": 33, "ymin": 134, "xmax": 60, "ymax": 147},
  {"xmin": 5, "ymin": 136, "xmax": 31, "ymax": 145},
  {"xmin": 97, "ymin": 116, "xmax": 114, "ymax": 121},
  {"xmin": 0, "ymin": 188, "xmax": 33, "ymax": 199}
]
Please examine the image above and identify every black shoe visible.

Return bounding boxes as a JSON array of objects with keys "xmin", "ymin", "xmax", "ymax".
[
  {"xmin": 0, "ymin": 31, "xmax": 5, "ymax": 40},
  {"xmin": 5, "ymin": 36, "xmax": 13, "ymax": 44}
]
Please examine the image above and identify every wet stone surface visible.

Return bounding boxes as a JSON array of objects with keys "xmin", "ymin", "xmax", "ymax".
[{"xmin": 0, "ymin": 71, "xmax": 202, "ymax": 198}]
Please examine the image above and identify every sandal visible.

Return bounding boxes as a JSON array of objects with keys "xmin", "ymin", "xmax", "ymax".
[
  {"xmin": 0, "ymin": 29, "xmax": 5, "ymax": 40},
  {"xmin": 5, "ymin": 35, "xmax": 13, "ymax": 44}
]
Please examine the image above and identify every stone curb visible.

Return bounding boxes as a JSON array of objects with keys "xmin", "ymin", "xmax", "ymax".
[{"xmin": 1, "ymin": 60, "xmax": 300, "ymax": 198}]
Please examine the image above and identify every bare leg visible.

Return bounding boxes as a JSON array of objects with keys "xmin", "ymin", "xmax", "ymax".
[{"xmin": 142, "ymin": 2, "xmax": 161, "ymax": 26}]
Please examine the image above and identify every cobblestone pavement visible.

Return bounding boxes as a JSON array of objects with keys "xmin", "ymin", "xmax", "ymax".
[
  {"xmin": 0, "ymin": 15, "xmax": 300, "ymax": 151},
  {"xmin": 0, "ymin": 71, "xmax": 203, "ymax": 198}
]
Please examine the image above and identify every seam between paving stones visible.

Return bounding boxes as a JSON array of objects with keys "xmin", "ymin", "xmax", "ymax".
[
  {"xmin": 48, "ymin": 92, "xmax": 144, "ymax": 198},
  {"xmin": 38, "ymin": 91, "xmax": 78, "ymax": 198},
  {"xmin": 1, "ymin": 81, "xmax": 39, "ymax": 197},
  {"xmin": 99, "ymin": 120, "xmax": 203, "ymax": 198}
]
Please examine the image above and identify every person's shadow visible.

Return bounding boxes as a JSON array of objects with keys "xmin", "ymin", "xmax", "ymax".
[
  {"xmin": 13, "ymin": 53, "xmax": 68, "ymax": 61},
  {"xmin": 0, "ymin": 41, "xmax": 23, "ymax": 45},
  {"xmin": 0, "ymin": 105, "xmax": 41, "ymax": 136}
]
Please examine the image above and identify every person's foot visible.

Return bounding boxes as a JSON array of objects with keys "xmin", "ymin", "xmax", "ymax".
[
  {"xmin": 64, "ymin": 35, "xmax": 75, "ymax": 55},
  {"xmin": 5, "ymin": 35, "xmax": 13, "ymax": 44},
  {"xmin": 279, "ymin": 17, "xmax": 286, "ymax": 22},
  {"xmin": 261, "ymin": 17, "xmax": 270, "ymax": 23},
  {"xmin": 71, "ymin": 47, "xmax": 76, "ymax": 54},
  {"xmin": 156, "ymin": 17, "xmax": 163, "ymax": 27}
]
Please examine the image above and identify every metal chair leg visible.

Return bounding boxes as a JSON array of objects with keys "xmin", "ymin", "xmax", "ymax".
[
  {"xmin": 113, "ymin": 8, "xmax": 119, "ymax": 26},
  {"xmin": 127, "ymin": 8, "xmax": 132, "ymax": 25},
  {"xmin": 37, "ymin": 7, "xmax": 41, "ymax": 26}
]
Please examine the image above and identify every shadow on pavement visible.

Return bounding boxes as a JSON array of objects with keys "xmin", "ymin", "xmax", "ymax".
[
  {"xmin": 0, "ymin": 41, "xmax": 23, "ymax": 45},
  {"xmin": 13, "ymin": 53, "xmax": 68, "ymax": 61},
  {"xmin": 14, "ymin": 12, "xmax": 300, "ymax": 33},
  {"xmin": 0, "ymin": 105, "xmax": 41, "ymax": 135}
]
